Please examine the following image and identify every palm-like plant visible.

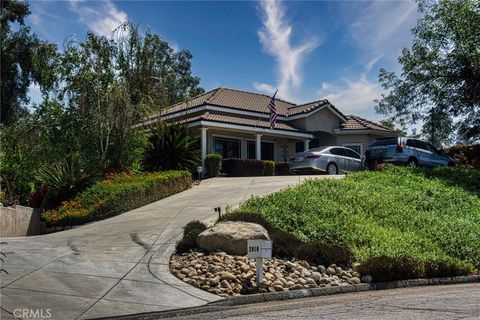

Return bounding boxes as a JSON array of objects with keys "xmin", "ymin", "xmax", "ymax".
[
  {"xmin": 143, "ymin": 123, "xmax": 199, "ymax": 171},
  {"xmin": 37, "ymin": 161, "xmax": 101, "ymax": 210}
]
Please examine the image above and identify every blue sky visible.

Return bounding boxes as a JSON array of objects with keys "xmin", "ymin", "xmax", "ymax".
[{"xmin": 28, "ymin": 0, "xmax": 418, "ymax": 122}]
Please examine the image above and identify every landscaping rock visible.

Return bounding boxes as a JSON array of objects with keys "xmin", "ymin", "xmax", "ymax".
[
  {"xmin": 170, "ymin": 251, "xmax": 362, "ymax": 296},
  {"xmin": 196, "ymin": 221, "xmax": 270, "ymax": 255}
]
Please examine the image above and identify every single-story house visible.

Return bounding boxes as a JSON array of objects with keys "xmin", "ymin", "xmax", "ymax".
[{"xmin": 146, "ymin": 87, "xmax": 393, "ymax": 167}]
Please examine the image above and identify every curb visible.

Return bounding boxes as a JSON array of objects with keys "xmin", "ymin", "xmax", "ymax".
[
  {"xmin": 93, "ymin": 275, "xmax": 480, "ymax": 319},
  {"xmin": 213, "ymin": 274, "xmax": 480, "ymax": 307}
]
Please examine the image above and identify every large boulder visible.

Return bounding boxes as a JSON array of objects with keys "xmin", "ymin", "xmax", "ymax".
[{"xmin": 196, "ymin": 221, "xmax": 270, "ymax": 255}]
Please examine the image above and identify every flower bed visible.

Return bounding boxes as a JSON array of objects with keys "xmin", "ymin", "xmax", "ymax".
[{"xmin": 42, "ymin": 170, "xmax": 191, "ymax": 227}]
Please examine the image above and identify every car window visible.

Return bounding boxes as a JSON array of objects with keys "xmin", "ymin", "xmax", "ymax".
[
  {"xmin": 406, "ymin": 139, "xmax": 416, "ymax": 147},
  {"xmin": 415, "ymin": 140, "xmax": 430, "ymax": 151},
  {"xmin": 344, "ymin": 148, "xmax": 361, "ymax": 159},
  {"xmin": 426, "ymin": 143, "xmax": 439, "ymax": 153},
  {"xmin": 370, "ymin": 137, "xmax": 398, "ymax": 147},
  {"xmin": 330, "ymin": 148, "xmax": 347, "ymax": 156}
]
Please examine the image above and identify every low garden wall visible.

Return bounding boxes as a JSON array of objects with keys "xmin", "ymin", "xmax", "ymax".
[{"xmin": 0, "ymin": 205, "xmax": 42, "ymax": 237}]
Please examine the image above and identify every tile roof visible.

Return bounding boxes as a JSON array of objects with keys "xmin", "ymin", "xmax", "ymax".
[
  {"xmin": 159, "ymin": 88, "xmax": 294, "ymax": 117},
  {"xmin": 342, "ymin": 115, "xmax": 393, "ymax": 132},
  {"xmin": 158, "ymin": 88, "xmax": 343, "ymax": 117},
  {"xmin": 177, "ymin": 112, "xmax": 301, "ymax": 132}
]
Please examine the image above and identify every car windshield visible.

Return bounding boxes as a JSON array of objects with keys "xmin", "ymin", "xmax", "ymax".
[{"xmin": 369, "ymin": 137, "xmax": 398, "ymax": 147}]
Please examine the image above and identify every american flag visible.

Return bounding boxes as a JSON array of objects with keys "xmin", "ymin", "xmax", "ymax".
[{"xmin": 268, "ymin": 89, "xmax": 278, "ymax": 129}]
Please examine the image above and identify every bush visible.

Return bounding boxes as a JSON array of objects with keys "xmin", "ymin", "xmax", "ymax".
[
  {"xmin": 235, "ymin": 166, "xmax": 479, "ymax": 279},
  {"xmin": 143, "ymin": 123, "xmax": 199, "ymax": 172},
  {"xmin": 176, "ymin": 220, "xmax": 207, "ymax": 253},
  {"xmin": 222, "ymin": 158, "xmax": 276, "ymax": 176},
  {"xmin": 441, "ymin": 144, "xmax": 480, "ymax": 168},
  {"xmin": 263, "ymin": 161, "xmax": 275, "ymax": 176},
  {"xmin": 357, "ymin": 256, "xmax": 425, "ymax": 282},
  {"xmin": 36, "ymin": 161, "xmax": 101, "ymax": 210},
  {"xmin": 219, "ymin": 211, "xmax": 353, "ymax": 267},
  {"xmin": 205, "ymin": 154, "xmax": 222, "ymax": 178},
  {"xmin": 42, "ymin": 170, "xmax": 192, "ymax": 228},
  {"xmin": 275, "ymin": 162, "xmax": 292, "ymax": 175}
]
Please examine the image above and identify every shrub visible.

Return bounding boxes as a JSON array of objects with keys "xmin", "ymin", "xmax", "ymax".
[
  {"xmin": 176, "ymin": 220, "xmax": 207, "ymax": 253},
  {"xmin": 263, "ymin": 161, "xmax": 275, "ymax": 176},
  {"xmin": 205, "ymin": 154, "xmax": 222, "ymax": 178},
  {"xmin": 42, "ymin": 170, "xmax": 192, "ymax": 228},
  {"xmin": 275, "ymin": 162, "xmax": 292, "ymax": 175},
  {"xmin": 441, "ymin": 144, "xmax": 480, "ymax": 168},
  {"xmin": 222, "ymin": 158, "xmax": 276, "ymax": 176},
  {"xmin": 219, "ymin": 211, "xmax": 353, "ymax": 267},
  {"xmin": 36, "ymin": 161, "xmax": 101, "ymax": 210},
  {"xmin": 143, "ymin": 123, "xmax": 199, "ymax": 172},
  {"xmin": 357, "ymin": 256, "xmax": 425, "ymax": 282}
]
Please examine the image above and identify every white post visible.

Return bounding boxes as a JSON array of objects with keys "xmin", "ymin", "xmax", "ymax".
[
  {"xmin": 304, "ymin": 139, "xmax": 310, "ymax": 151},
  {"xmin": 255, "ymin": 257, "xmax": 263, "ymax": 285},
  {"xmin": 256, "ymin": 134, "xmax": 262, "ymax": 160},
  {"xmin": 201, "ymin": 127, "xmax": 208, "ymax": 169}
]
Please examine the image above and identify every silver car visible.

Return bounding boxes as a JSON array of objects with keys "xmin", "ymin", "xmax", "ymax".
[{"xmin": 289, "ymin": 146, "xmax": 364, "ymax": 175}]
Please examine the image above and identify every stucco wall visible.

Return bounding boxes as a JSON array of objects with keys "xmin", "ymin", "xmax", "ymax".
[{"xmin": 304, "ymin": 108, "xmax": 343, "ymax": 133}]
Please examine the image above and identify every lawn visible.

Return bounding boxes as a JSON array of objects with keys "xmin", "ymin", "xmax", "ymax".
[{"xmin": 230, "ymin": 166, "xmax": 480, "ymax": 279}]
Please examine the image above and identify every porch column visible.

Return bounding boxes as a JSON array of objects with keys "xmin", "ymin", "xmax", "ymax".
[
  {"xmin": 304, "ymin": 139, "xmax": 310, "ymax": 151},
  {"xmin": 256, "ymin": 134, "xmax": 262, "ymax": 160},
  {"xmin": 201, "ymin": 127, "xmax": 208, "ymax": 168}
]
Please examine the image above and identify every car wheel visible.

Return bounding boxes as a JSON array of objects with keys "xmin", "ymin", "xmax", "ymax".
[
  {"xmin": 408, "ymin": 158, "xmax": 418, "ymax": 168},
  {"xmin": 326, "ymin": 163, "xmax": 338, "ymax": 175}
]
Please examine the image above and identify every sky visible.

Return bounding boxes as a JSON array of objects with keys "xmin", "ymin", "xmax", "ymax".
[{"xmin": 27, "ymin": 0, "xmax": 419, "ymax": 123}]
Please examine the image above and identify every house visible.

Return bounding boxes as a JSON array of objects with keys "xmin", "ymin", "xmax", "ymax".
[{"xmin": 147, "ymin": 88, "xmax": 393, "ymax": 167}]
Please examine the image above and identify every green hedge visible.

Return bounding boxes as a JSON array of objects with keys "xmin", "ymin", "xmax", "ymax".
[
  {"xmin": 42, "ymin": 170, "xmax": 192, "ymax": 227},
  {"xmin": 205, "ymin": 154, "xmax": 222, "ymax": 177},
  {"xmin": 233, "ymin": 166, "xmax": 480, "ymax": 280},
  {"xmin": 275, "ymin": 162, "xmax": 292, "ymax": 175},
  {"xmin": 222, "ymin": 158, "xmax": 275, "ymax": 176}
]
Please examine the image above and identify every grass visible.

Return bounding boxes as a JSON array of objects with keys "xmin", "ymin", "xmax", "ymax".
[{"xmin": 236, "ymin": 166, "xmax": 480, "ymax": 274}]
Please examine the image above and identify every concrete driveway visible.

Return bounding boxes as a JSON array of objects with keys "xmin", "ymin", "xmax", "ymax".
[{"xmin": 0, "ymin": 175, "xmax": 339, "ymax": 320}]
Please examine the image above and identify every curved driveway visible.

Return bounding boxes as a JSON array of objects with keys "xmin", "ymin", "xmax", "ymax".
[{"xmin": 0, "ymin": 175, "xmax": 338, "ymax": 320}]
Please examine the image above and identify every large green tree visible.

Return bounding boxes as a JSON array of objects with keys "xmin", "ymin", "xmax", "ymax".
[
  {"xmin": 0, "ymin": 0, "xmax": 57, "ymax": 125},
  {"xmin": 376, "ymin": 0, "xmax": 480, "ymax": 146}
]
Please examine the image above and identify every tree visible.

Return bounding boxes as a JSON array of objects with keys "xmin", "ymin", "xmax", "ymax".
[
  {"xmin": 375, "ymin": 0, "xmax": 480, "ymax": 146},
  {"xmin": 0, "ymin": 0, "xmax": 57, "ymax": 125}
]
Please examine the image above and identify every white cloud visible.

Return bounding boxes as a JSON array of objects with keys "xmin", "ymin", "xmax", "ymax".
[
  {"xmin": 252, "ymin": 82, "xmax": 277, "ymax": 95},
  {"xmin": 255, "ymin": 0, "xmax": 320, "ymax": 101},
  {"xmin": 345, "ymin": 1, "xmax": 417, "ymax": 61},
  {"xmin": 318, "ymin": 75, "xmax": 383, "ymax": 113},
  {"xmin": 68, "ymin": 0, "xmax": 128, "ymax": 38}
]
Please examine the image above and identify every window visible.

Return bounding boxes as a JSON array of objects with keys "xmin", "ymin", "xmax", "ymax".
[
  {"xmin": 343, "ymin": 144, "xmax": 363, "ymax": 156},
  {"xmin": 213, "ymin": 137, "xmax": 240, "ymax": 158},
  {"xmin": 329, "ymin": 147, "xmax": 347, "ymax": 156},
  {"xmin": 370, "ymin": 137, "xmax": 399, "ymax": 147},
  {"xmin": 295, "ymin": 141, "xmax": 304, "ymax": 153},
  {"xmin": 246, "ymin": 141, "xmax": 275, "ymax": 160},
  {"xmin": 344, "ymin": 148, "xmax": 361, "ymax": 159},
  {"xmin": 247, "ymin": 141, "xmax": 256, "ymax": 159},
  {"xmin": 261, "ymin": 142, "xmax": 274, "ymax": 161}
]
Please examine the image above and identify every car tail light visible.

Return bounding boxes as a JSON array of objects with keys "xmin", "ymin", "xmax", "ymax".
[
  {"xmin": 305, "ymin": 154, "xmax": 321, "ymax": 159},
  {"xmin": 396, "ymin": 144, "xmax": 404, "ymax": 152}
]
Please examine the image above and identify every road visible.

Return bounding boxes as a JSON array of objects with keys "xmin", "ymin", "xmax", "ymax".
[{"xmin": 159, "ymin": 283, "xmax": 480, "ymax": 320}]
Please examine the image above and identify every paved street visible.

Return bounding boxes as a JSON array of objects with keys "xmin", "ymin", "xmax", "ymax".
[
  {"xmin": 0, "ymin": 175, "xmax": 338, "ymax": 320},
  {"xmin": 160, "ymin": 283, "xmax": 480, "ymax": 320}
]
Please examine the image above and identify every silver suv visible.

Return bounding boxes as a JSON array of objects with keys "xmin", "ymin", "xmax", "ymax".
[{"xmin": 365, "ymin": 137, "xmax": 454, "ymax": 168}]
